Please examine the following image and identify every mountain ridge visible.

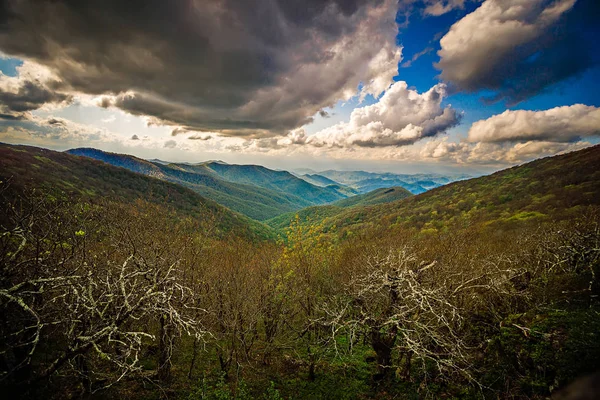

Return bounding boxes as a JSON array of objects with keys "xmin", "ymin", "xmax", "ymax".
[
  {"xmin": 301, "ymin": 145, "xmax": 600, "ymax": 237},
  {"xmin": 66, "ymin": 148, "xmax": 347, "ymax": 220},
  {"xmin": 0, "ymin": 143, "xmax": 273, "ymax": 241}
]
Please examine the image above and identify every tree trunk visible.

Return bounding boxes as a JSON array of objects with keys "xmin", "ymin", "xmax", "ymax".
[
  {"xmin": 370, "ymin": 329, "xmax": 395, "ymax": 380},
  {"xmin": 157, "ymin": 314, "xmax": 173, "ymax": 382},
  {"xmin": 188, "ymin": 337, "xmax": 199, "ymax": 379}
]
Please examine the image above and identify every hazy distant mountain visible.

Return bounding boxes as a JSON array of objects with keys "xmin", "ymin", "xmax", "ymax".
[
  {"xmin": 317, "ymin": 170, "xmax": 470, "ymax": 194},
  {"xmin": 332, "ymin": 186, "xmax": 412, "ymax": 208},
  {"xmin": 299, "ymin": 173, "xmax": 341, "ymax": 187},
  {"xmin": 293, "ymin": 167, "xmax": 318, "ymax": 175},
  {"xmin": 67, "ymin": 148, "xmax": 347, "ymax": 221}
]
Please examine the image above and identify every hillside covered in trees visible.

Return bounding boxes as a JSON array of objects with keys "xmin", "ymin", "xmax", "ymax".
[
  {"xmin": 66, "ymin": 148, "xmax": 349, "ymax": 221},
  {"xmin": 280, "ymin": 145, "xmax": 600, "ymax": 239},
  {"xmin": 265, "ymin": 186, "xmax": 413, "ymax": 231},
  {"xmin": 1, "ymin": 143, "xmax": 599, "ymax": 399}
]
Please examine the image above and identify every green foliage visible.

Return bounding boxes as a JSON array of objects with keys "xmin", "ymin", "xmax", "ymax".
[
  {"xmin": 187, "ymin": 374, "xmax": 252, "ymax": 400},
  {"xmin": 482, "ymin": 307, "xmax": 600, "ymax": 398},
  {"xmin": 2, "ymin": 143, "xmax": 600, "ymax": 400},
  {"xmin": 186, "ymin": 375, "xmax": 284, "ymax": 400},
  {"xmin": 265, "ymin": 186, "xmax": 411, "ymax": 232},
  {"xmin": 262, "ymin": 382, "xmax": 283, "ymax": 400}
]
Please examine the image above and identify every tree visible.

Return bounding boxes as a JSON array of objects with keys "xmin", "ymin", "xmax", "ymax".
[
  {"xmin": 0, "ymin": 189, "xmax": 208, "ymax": 394},
  {"xmin": 323, "ymin": 247, "xmax": 471, "ymax": 381}
]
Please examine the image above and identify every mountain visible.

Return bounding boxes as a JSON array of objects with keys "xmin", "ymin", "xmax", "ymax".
[
  {"xmin": 332, "ymin": 186, "xmax": 412, "ymax": 208},
  {"xmin": 66, "ymin": 148, "xmax": 347, "ymax": 221},
  {"xmin": 299, "ymin": 173, "xmax": 341, "ymax": 187},
  {"xmin": 317, "ymin": 170, "xmax": 470, "ymax": 194},
  {"xmin": 309, "ymin": 145, "xmax": 600, "ymax": 236},
  {"xmin": 200, "ymin": 162, "xmax": 347, "ymax": 204},
  {"xmin": 265, "ymin": 186, "xmax": 412, "ymax": 231},
  {"xmin": 0, "ymin": 144, "xmax": 273, "ymax": 241},
  {"xmin": 351, "ymin": 177, "xmax": 426, "ymax": 194},
  {"xmin": 292, "ymin": 167, "xmax": 318, "ymax": 175}
]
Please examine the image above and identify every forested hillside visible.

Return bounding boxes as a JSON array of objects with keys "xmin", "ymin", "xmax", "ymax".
[
  {"xmin": 291, "ymin": 145, "xmax": 600, "ymax": 238},
  {"xmin": 67, "ymin": 148, "xmax": 347, "ymax": 220},
  {"xmin": 1, "ymin": 144, "xmax": 599, "ymax": 400},
  {"xmin": 0, "ymin": 144, "xmax": 273, "ymax": 241},
  {"xmin": 266, "ymin": 186, "xmax": 412, "ymax": 230}
]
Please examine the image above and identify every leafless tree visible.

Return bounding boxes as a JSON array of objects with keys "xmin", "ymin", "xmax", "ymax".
[
  {"xmin": 0, "ymin": 190, "xmax": 209, "ymax": 394},
  {"xmin": 321, "ymin": 247, "xmax": 483, "ymax": 382}
]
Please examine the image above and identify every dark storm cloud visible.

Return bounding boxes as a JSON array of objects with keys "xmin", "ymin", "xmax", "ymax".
[
  {"xmin": 0, "ymin": 79, "xmax": 72, "ymax": 116},
  {"xmin": 437, "ymin": 0, "xmax": 599, "ymax": 105},
  {"xmin": 0, "ymin": 0, "xmax": 400, "ymax": 136},
  {"xmin": 0, "ymin": 113, "xmax": 25, "ymax": 121}
]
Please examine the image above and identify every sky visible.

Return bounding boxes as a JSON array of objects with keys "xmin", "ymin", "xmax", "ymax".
[{"xmin": 0, "ymin": 0, "xmax": 598, "ymax": 174}]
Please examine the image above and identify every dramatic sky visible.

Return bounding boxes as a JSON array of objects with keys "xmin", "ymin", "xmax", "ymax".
[{"xmin": 0, "ymin": 0, "xmax": 598, "ymax": 173}]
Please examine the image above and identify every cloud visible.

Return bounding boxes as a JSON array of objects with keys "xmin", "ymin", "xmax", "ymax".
[
  {"xmin": 163, "ymin": 140, "xmax": 177, "ymax": 149},
  {"xmin": 401, "ymin": 47, "xmax": 433, "ymax": 68},
  {"xmin": 0, "ymin": 0, "xmax": 401, "ymax": 137},
  {"xmin": 0, "ymin": 114, "xmax": 115, "ymax": 146},
  {"xmin": 299, "ymin": 81, "xmax": 459, "ymax": 148},
  {"xmin": 171, "ymin": 127, "xmax": 187, "ymax": 137},
  {"xmin": 188, "ymin": 134, "xmax": 212, "ymax": 141},
  {"xmin": 0, "ymin": 61, "xmax": 72, "ymax": 119},
  {"xmin": 468, "ymin": 104, "xmax": 600, "ymax": 143},
  {"xmin": 46, "ymin": 118, "xmax": 67, "ymax": 126},
  {"xmin": 423, "ymin": 0, "xmax": 467, "ymax": 16},
  {"xmin": 420, "ymin": 137, "xmax": 591, "ymax": 165},
  {"xmin": 437, "ymin": 0, "xmax": 598, "ymax": 104}
]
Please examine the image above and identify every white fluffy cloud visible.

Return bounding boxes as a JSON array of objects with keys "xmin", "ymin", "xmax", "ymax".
[
  {"xmin": 290, "ymin": 81, "xmax": 459, "ymax": 148},
  {"xmin": 420, "ymin": 137, "xmax": 591, "ymax": 165},
  {"xmin": 436, "ymin": 0, "xmax": 594, "ymax": 103},
  {"xmin": 468, "ymin": 104, "xmax": 600, "ymax": 143}
]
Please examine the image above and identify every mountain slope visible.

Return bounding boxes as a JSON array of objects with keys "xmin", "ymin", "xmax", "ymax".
[
  {"xmin": 299, "ymin": 173, "xmax": 341, "ymax": 187},
  {"xmin": 66, "ymin": 148, "xmax": 347, "ymax": 220},
  {"xmin": 265, "ymin": 186, "xmax": 412, "ymax": 231},
  {"xmin": 1, "ymin": 144, "xmax": 273, "ymax": 241},
  {"xmin": 332, "ymin": 186, "xmax": 412, "ymax": 208},
  {"xmin": 322, "ymin": 145, "xmax": 600, "ymax": 236},
  {"xmin": 202, "ymin": 162, "xmax": 347, "ymax": 204}
]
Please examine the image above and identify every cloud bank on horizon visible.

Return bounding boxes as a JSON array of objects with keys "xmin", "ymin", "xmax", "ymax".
[{"xmin": 0, "ymin": 0, "xmax": 598, "ymax": 170}]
